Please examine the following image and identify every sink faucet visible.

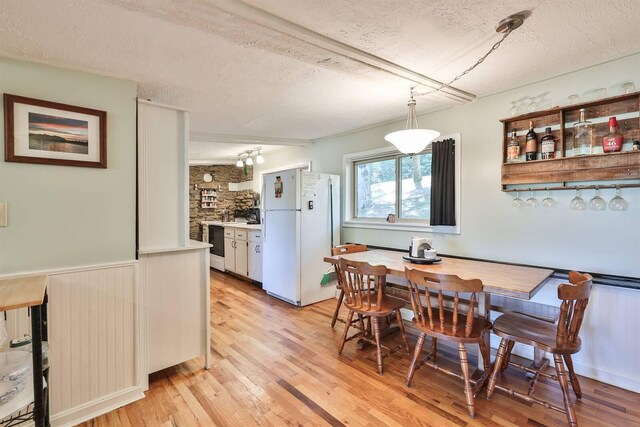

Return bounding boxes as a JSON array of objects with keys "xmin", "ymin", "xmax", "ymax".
[{"xmin": 222, "ymin": 208, "xmax": 229, "ymax": 222}]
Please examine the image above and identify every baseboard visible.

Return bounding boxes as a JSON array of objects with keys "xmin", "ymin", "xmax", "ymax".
[
  {"xmin": 571, "ymin": 359, "xmax": 640, "ymax": 394},
  {"xmin": 51, "ymin": 386, "xmax": 144, "ymax": 427},
  {"xmin": 489, "ymin": 335, "xmax": 640, "ymax": 393}
]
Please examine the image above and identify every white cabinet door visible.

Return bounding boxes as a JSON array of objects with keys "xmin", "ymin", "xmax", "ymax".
[
  {"xmin": 224, "ymin": 238, "xmax": 235, "ymax": 272},
  {"xmin": 248, "ymin": 242, "xmax": 263, "ymax": 282},
  {"xmin": 235, "ymin": 239, "xmax": 248, "ymax": 276}
]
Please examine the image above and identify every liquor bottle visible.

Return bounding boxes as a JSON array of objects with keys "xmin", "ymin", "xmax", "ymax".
[
  {"xmin": 525, "ymin": 120, "xmax": 538, "ymax": 161},
  {"xmin": 540, "ymin": 127, "xmax": 556, "ymax": 159},
  {"xmin": 602, "ymin": 116, "xmax": 623, "ymax": 153},
  {"xmin": 573, "ymin": 108, "xmax": 592, "ymax": 156},
  {"xmin": 506, "ymin": 129, "xmax": 520, "ymax": 163}
]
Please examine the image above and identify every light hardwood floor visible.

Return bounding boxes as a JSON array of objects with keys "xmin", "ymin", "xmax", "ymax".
[{"xmin": 82, "ymin": 270, "xmax": 640, "ymax": 426}]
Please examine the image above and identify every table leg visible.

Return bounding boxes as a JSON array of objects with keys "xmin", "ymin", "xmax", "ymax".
[
  {"xmin": 31, "ymin": 305, "xmax": 45, "ymax": 427},
  {"xmin": 477, "ymin": 292, "xmax": 491, "ymax": 371}
]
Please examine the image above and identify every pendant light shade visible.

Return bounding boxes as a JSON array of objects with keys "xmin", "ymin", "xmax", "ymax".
[
  {"xmin": 384, "ymin": 97, "xmax": 439, "ymax": 154},
  {"xmin": 256, "ymin": 150, "xmax": 264, "ymax": 164},
  {"xmin": 235, "ymin": 157, "xmax": 243, "ymax": 167},
  {"xmin": 245, "ymin": 156, "xmax": 253, "ymax": 166}
]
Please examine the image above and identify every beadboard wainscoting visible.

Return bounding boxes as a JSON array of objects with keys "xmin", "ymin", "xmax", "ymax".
[
  {"xmin": 139, "ymin": 244, "xmax": 211, "ymax": 376},
  {"xmin": 2, "ymin": 261, "xmax": 143, "ymax": 427}
]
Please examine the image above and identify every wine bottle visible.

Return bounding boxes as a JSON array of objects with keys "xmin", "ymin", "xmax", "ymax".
[
  {"xmin": 540, "ymin": 127, "xmax": 556, "ymax": 159},
  {"xmin": 525, "ymin": 120, "xmax": 538, "ymax": 161},
  {"xmin": 506, "ymin": 129, "xmax": 520, "ymax": 163},
  {"xmin": 602, "ymin": 117, "xmax": 623, "ymax": 153},
  {"xmin": 573, "ymin": 108, "xmax": 592, "ymax": 156}
]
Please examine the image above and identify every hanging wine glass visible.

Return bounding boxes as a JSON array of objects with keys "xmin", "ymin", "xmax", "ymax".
[
  {"xmin": 526, "ymin": 190, "xmax": 539, "ymax": 207},
  {"xmin": 527, "ymin": 97, "xmax": 539, "ymax": 113},
  {"xmin": 570, "ymin": 188, "xmax": 587, "ymax": 210},
  {"xmin": 512, "ymin": 191, "xmax": 524, "ymax": 208},
  {"xmin": 509, "ymin": 101, "xmax": 519, "ymax": 117},
  {"xmin": 621, "ymin": 82, "xmax": 636, "ymax": 95},
  {"xmin": 542, "ymin": 189, "xmax": 555, "ymax": 208},
  {"xmin": 588, "ymin": 188, "xmax": 606, "ymax": 211},
  {"xmin": 609, "ymin": 186, "xmax": 628, "ymax": 211},
  {"xmin": 568, "ymin": 94, "xmax": 580, "ymax": 105}
]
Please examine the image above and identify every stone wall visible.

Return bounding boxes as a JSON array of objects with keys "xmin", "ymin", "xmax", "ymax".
[{"xmin": 189, "ymin": 165, "xmax": 254, "ymax": 240}]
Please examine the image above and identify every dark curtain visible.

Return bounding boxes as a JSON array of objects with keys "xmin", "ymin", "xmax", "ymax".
[{"xmin": 430, "ymin": 138, "xmax": 456, "ymax": 226}]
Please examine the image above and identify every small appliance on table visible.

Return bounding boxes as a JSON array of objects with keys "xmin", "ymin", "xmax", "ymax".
[{"xmin": 404, "ymin": 237, "xmax": 441, "ymax": 264}]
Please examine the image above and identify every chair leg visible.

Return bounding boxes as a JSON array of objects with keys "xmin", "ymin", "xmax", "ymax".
[
  {"xmin": 405, "ymin": 332, "xmax": 426, "ymax": 387},
  {"xmin": 395, "ymin": 310, "xmax": 410, "ymax": 354},
  {"xmin": 431, "ymin": 337, "xmax": 438, "ymax": 362},
  {"xmin": 458, "ymin": 343, "xmax": 475, "ymax": 418},
  {"xmin": 478, "ymin": 332, "xmax": 491, "ymax": 373},
  {"xmin": 501, "ymin": 340, "xmax": 516, "ymax": 373},
  {"xmin": 563, "ymin": 355, "xmax": 582, "ymax": 399},
  {"xmin": 487, "ymin": 338, "xmax": 509, "ymax": 400},
  {"xmin": 338, "ymin": 310, "xmax": 354, "ymax": 355},
  {"xmin": 330, "ymin": 290, "xmax": 344, "ymax": 328},
  {"xmin": 373, "ymin": 317, "xmax": 384, "ymax": 375},
  {"xmin": 554, "ymin": 354, "xmax": 578, "ymax": 426}
]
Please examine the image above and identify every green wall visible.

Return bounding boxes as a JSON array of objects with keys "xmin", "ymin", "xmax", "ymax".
[{"xmin": 0, "ymin": 58, "xmax": 137, "ymax": 273}]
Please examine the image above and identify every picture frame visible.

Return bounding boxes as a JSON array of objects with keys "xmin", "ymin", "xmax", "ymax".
[{"xmin": 4, "ymin": 94, "xmax": 107, "ymax": 168}]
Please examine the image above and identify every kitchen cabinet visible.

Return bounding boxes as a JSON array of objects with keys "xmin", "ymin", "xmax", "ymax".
[
  {"xmin": 500, "ymin": 91, "xmax": 640, "ymax": 190},
  {"xmin": 248, "ymin": 230, "xmax": 263, "ymax": 282},
  {"xmin": 224, "ymin": 227, "xmax": 248, "ymax": 277}
]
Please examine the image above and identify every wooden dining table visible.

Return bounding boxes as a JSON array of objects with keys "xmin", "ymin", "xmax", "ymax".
[{"xmin": 324, "ymin": 249, "xmax": 555, "ymax": 369}]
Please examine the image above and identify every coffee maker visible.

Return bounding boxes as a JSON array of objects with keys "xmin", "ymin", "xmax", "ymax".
[{"xmin": 409, "ymin": 237, "xmax": 432, "ymax": 258}]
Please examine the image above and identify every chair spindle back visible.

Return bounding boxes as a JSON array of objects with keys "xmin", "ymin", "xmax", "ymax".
[
  {"xmin": 405, "ymin": 268, "xmax": 483, "ymax": 337},
  {"xmin": 556, "ymin": 271, "xmax": 593, "ymax": 345},
  {"xmin": 332, "ymin": 244, "xmax": 367, "ymax": 289},
  {"xmin": 338, "ymin": 258, "xmax": 386, "ymax": 311}
]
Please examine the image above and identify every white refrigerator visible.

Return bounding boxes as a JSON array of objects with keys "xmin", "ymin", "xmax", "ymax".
[{"xmin": 262, "ymin": 169, "xmax": 340, "ymax": 306}]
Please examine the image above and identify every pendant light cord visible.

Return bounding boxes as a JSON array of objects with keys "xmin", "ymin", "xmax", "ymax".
[{"xmin": 412, "ymin": 23, "xmax": 517, "ymax": 98}]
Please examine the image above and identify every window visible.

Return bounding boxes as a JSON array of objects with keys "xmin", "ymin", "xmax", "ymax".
[
  {"xmin": 354, "ymin": 151, "xmax": 432, "ymax": 220},
  {"xmin": 343, "ymin": 133, "xmax": 460, "ymax": 234}
]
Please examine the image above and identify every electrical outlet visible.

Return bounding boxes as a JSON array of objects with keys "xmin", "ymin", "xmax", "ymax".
[{"xmin": 0, "ymin": 202, "xmax": 6, "ymax": 227}]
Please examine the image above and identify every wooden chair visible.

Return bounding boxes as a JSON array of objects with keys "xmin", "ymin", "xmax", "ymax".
[
  {"xmin": 404, "ymin": 267, "xmax": 491, "ymax": 418},
  {"xmin": 486, "ymin": 272, "xmax": 593, "ymax": 427},
  {"xmin": 337, "ymin": 258, "xmax": 410, "ymax": 375},
  {"xmin": 330, "ymin": 244, "xmax": 368, "ymax": 328}
]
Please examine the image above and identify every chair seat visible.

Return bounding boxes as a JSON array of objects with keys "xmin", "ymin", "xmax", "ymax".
[
  {"xmin": 412, "ymin": 307, "xmax": 492, "ymax": 343},
  {"xmin": 493, "ymin": 312, "xmax": 581, "ymax": 355},
  {"xmin": 345, "ymin": 294, "xmax": 405, "ymax": 316}
]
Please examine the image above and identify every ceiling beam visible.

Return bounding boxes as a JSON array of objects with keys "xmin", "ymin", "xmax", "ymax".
[
  {"xmin": 190, "ymin": 131, "xmax": 312, "ymax": 147},
  {"xmin": 206, "ymin": 0, "xmax": 476, "ymax": 103}
]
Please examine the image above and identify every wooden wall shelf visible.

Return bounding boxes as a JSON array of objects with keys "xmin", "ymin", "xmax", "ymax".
[{"xmin": 500, "ymin": 91, "xmax": 640, "ymax": 190}]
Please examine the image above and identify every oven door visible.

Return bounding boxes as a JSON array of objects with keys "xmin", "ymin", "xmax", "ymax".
[{"xmin": 209, "ymin": 225, "xmax": 225, "ymax": 257}]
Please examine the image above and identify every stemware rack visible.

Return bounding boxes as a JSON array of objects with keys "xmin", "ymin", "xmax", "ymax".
[{"xmin": 500, "ymin": 91, "xmax": 640, "ymax": 191}]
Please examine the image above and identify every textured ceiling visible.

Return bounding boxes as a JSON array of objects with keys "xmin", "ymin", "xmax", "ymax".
[{"xmin": 1, "ymin": 0, "xmax": 640, "ymax": 162}]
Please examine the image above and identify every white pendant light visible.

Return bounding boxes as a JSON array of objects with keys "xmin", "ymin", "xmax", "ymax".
[
  {"xmin": 384, "ymin": 96, "xmax": 439, "ymax": 154},
  {"xmin": 256, "ymin": 149, "xmax": 264, "ymax": 164},
  {"xmin": 384, "ymin": 14, "xmax": 524, "ymax": 155},
  {"xmin": 245, "ymin": 156, "xmax": 254, "ymax": 166},
  {"xmin": 235, "ymin": 156, "xmax": 243, "ymax": 167}
]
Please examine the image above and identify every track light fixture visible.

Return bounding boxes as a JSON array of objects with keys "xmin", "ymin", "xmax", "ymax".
[{"xmin": 235, "ymin": 147, "xmax": 264, "ymax": 167}]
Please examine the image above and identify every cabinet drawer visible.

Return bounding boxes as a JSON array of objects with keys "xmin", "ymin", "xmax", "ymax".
[
  {"xmin": 224, "ymin": 228, "xmax": 235, "ymax": 238},
  {"xmin": 249, "ymin": 231, "xmax": 262, "ymax": 242},
  {"xmin": 234, "ymin": 230, "xmax": 248, "ymax": 241}
]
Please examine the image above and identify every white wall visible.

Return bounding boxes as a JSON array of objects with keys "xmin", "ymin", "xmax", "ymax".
[
  {"xmin": 0, "ymin": 57, "xmax": 137, "ymax": 274},
  {"xmin": 0, "ymin": 58, "xmax": 142, "ymax": 425},
  {"xmin": 255, "ymin": 53, "xmax": 640, "ymax": 278}
]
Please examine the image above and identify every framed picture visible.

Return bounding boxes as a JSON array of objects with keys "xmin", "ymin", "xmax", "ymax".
[{"xmin": 4, "ymin": 94, "xmax": 107, "ymax": 168}]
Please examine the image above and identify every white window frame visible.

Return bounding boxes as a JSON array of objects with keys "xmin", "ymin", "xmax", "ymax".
[{"xmin": 343, "ymin": 133, "xmax": 461, "ymax": 234}]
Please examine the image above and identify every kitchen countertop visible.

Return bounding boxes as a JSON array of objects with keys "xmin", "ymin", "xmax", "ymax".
[{"xmin": 202, "ymin": 220, "xmax": 262, "ymax": 230}]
